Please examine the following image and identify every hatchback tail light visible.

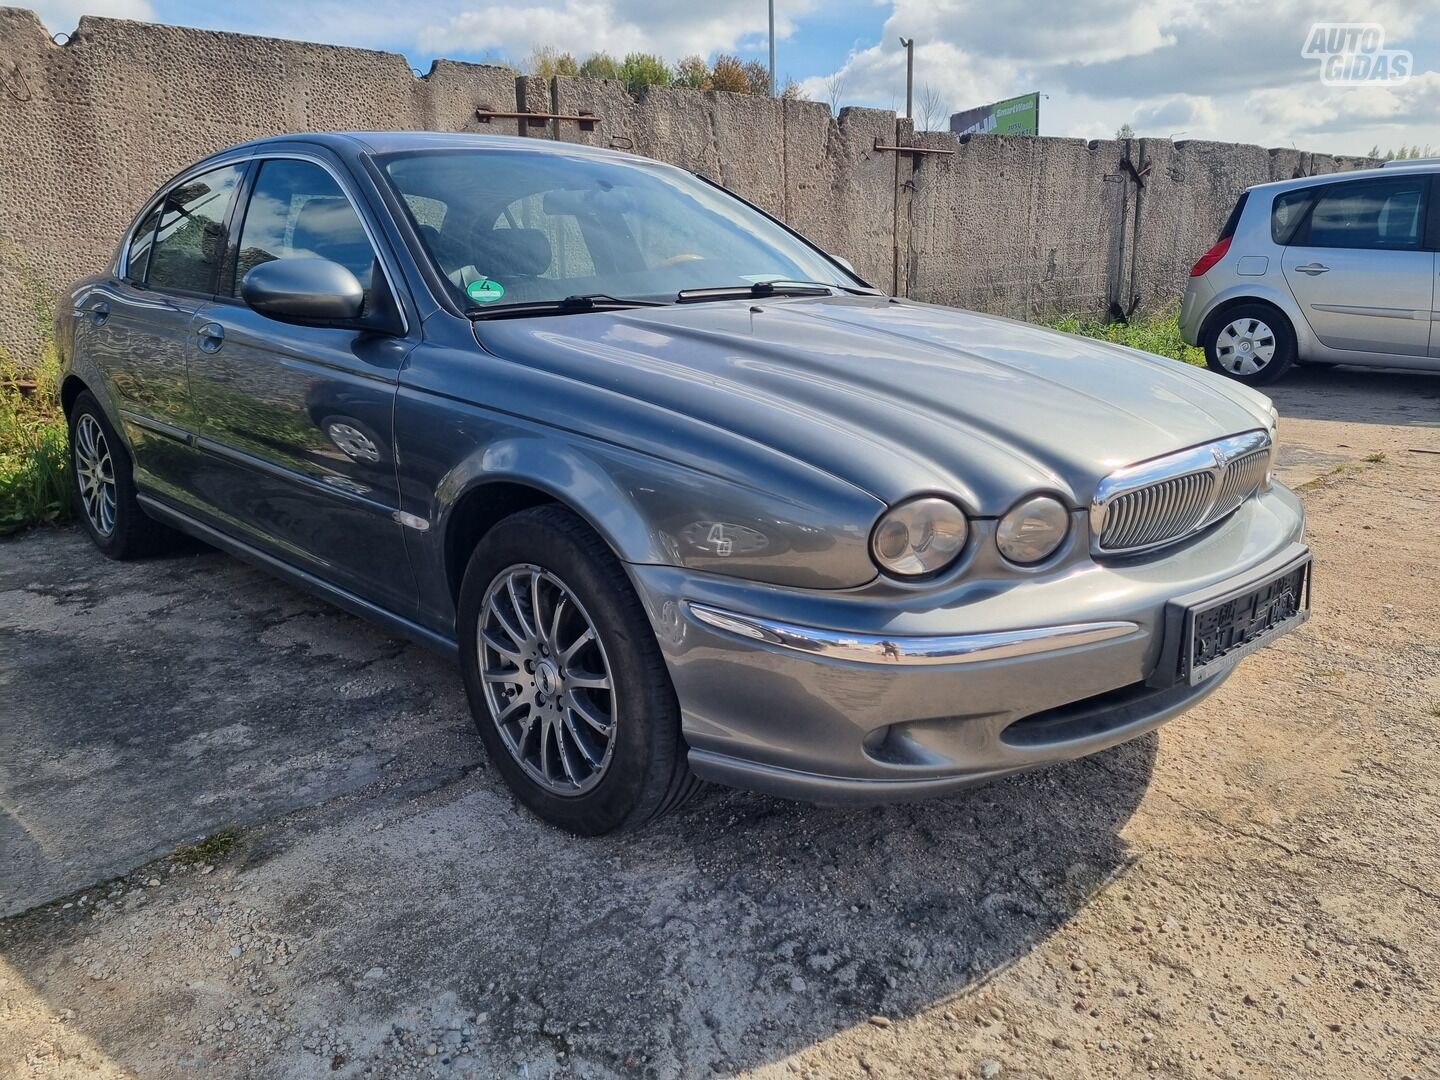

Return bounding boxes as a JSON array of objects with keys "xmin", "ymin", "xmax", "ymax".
[{"xmin": 1189, "ymin": 234, "xmax": 1232, "ymax": 277}]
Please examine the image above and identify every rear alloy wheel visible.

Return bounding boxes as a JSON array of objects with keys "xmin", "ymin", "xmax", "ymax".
[
  {"xmin": 1203, "ymin": 304, "xmax": 1296, "ymax": 386},
  {"xmin": 457, "ymin": 505, "xmax": 702, "ymax": 834},
  {"xmin": 68, "ymin": 391, "xmax": 178, "ymax": 559}
]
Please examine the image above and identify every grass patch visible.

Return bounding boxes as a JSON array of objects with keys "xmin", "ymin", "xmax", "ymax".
[
  {"xmin": 172, "ymin": 827, "xmax": 242, "ymax": 866},
  {"xmin": 0, "ymin": 344, "xmax": 70, "ymax": 536},
  {"xmin": 1364, "ymin": 451, "xmax": 1387, "ymax": 464},
  {"xmin": 1045, "ymin": 308, "xmax": 1205, "ymax": 367}
]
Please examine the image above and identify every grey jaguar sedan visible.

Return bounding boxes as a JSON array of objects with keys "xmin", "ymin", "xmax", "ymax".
[{"xmin": 56, "ymin": 132, "xmax": 1310, "ymax": 834}]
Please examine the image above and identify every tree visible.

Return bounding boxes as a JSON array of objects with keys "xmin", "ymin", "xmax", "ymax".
[
  {"xmin": 619, "ymin": 52, "xmax": 671, "ymax": 96},
  {"xmin": 709, "ymin": 54, "xmax": 750, "ymax": 93},
  {"xmin": 527, "ymin": 46, "xmax": 579, "ymax": 79},
  {"xmin": 916, "ymin": 82, "xmax": 947, "ymax": 132},
  {"xmin": 823, "ymin": 72, "xmax": 847, "ymax": 116},
  {"xmin": 742, "ymin": 58, "xmax": 771, "ymax": 96},
  {"xmin": 578, "ymin": 52, "xmax": 622, "ymax": 81},
  {"xmin": 674, "ymin": 55, "xmax": 711, "ymax": 91},
  {"xmin": 1116, "ymin": 122, "xmax": 1135, "ymax": 140},
  {"xmin": 780, "ymin": 78, "xmax": 804, "ymax": 101}
]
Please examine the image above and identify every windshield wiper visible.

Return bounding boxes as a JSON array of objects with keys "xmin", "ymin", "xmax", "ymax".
[
  {"xmin": 465, "ymin": 293, "xmax": 668, "ymax": 320},
  {"xmin": 675, "ymin": 280, "xmax": 878, "ymax": 304}
]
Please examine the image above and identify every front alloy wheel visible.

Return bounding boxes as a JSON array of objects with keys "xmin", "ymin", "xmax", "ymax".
[
  {"xmin": 478, "ymin": 564, "xmax": 616, "ymax": 795},
  {"xmin": 456, "ymin": 505, "xmax": 701, "ymax": 835}
]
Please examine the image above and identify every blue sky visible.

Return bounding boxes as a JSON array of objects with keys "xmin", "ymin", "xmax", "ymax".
[{"xmin": 30, "ymin": 0, "xmax": 1440, "ymax": 156}]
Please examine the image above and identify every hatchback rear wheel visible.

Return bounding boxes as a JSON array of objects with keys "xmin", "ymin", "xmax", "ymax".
[{"xmin": 1203, "ymin": 304, "xmax": 1296, "ymax": 386}]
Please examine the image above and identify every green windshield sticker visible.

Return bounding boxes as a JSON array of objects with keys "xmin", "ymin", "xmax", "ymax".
[{"xmin": 466, "ymin": 278, "xmax": 505, "ymax": 303}]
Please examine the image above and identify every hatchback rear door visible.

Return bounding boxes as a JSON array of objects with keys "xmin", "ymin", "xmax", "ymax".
[{"xmin": 1280, "ymin": 173, "xmax": 1434, "ymax": 357}]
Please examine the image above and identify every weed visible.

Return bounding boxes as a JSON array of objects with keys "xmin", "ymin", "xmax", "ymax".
[
  {"xmin": 0, "ymin": 343, "xmax": 70, "ymax": 536},
  {"xmin": 1045, "ymin": 307, "xmax": 1205, "ymax": 367},
  {"xmin": 1364, "ymin": 451, "xmax": 1387, "ymax": 464},
  {"xmin": 172, "ymin": 827, "xmax": 242, "ymax": 865}
]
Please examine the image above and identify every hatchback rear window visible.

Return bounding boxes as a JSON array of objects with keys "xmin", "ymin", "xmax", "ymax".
[
  {"xmin": 1219, "ymin": 191, "xmax": 1248, "ymax": 241},
  {"xmin": 1271, "ymin": 188, "xmax": 1317, "ymax": 244}
]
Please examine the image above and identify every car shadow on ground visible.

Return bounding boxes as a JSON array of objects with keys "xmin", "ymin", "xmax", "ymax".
[
  {"xmin": 1, "ymin": 528, "xmax": 1157, "ymax": 1077},
  {"xmin": 1270, "ymin": 365, "xmax": 1440, "ymax": 427}
]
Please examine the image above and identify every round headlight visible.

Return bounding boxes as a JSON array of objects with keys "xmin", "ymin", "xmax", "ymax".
[
  {"xmin": 871, "ymin": 497, "xmax": 969, "ymax": 577},
  {"xmin": 996, "ymin": 495, "xmax": 1070, "ymax": 565}
]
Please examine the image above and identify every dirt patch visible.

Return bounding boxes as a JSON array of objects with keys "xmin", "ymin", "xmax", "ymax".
[{"xmin": 2, "ymin": 368, "xmax": 1438, "ymax": 1079}]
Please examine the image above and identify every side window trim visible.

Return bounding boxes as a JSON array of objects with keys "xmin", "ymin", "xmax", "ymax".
[
  {"xmin": 218, "ymin": 150, "xmax": 409, "ymax": 336},
  {"xmin": 1293, "ymin": 175, "xmax": 1429, "ymax": 252},
  {"xmin": 1425, "ymin": 174, "xmax": 1440, "ymax": 250},
  {"xmin": 121, "ymin": 201, "xmax": 163, "ymax": 286}
]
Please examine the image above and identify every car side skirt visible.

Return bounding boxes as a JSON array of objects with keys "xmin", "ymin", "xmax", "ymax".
[{"xmin": 137, "ymin": 495, "xmax": 461, "ymax": 662}]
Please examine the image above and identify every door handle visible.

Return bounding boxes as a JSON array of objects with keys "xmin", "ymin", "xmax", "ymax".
[
  {"xmin": 90, "ymin": 302, "xmax": 111, "ymax": 325},
  {"xmin": 1294, "ymin": 263, "xmax": 1330, "ymax": 275},
  {"xmin": 196, "ymin": 322, "xmax": 225, "ymax": 353}
]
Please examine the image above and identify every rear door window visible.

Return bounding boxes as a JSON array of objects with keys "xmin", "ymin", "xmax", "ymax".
[
  {"xmin": 146, "ymin": 164, "xmax": 245, "ymax": 294},
  {"xmin": 1296, "ymin": 177, "xmax": 1427, "ymax": 250}
]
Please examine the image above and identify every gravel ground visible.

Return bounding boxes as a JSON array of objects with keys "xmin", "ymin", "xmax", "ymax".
[{"xmin": 2, "ymin": 366, "xmax": 1438, "ymax": 1080}]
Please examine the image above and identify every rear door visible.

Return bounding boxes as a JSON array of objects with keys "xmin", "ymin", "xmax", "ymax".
[
  {"xmin": 1280, "ymin": 173, "xmax": 1434, "ymax": 357},
  {"xmin": 184, "ymin": 153, "xmax": 417, "ymax": 614},
  {"xmin": 77, "ymin": 162, "xmax": 245, "ymax": 498}
]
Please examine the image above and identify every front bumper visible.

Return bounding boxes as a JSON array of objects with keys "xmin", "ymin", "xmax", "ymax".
[{"xmin": 630, "ymin": 484, "xmax": 1307, "ymax": 803}]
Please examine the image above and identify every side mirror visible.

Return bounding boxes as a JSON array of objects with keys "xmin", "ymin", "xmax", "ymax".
[{"xmin": 241, "ymin": 258, "xmax": 365, "ymax": 325}]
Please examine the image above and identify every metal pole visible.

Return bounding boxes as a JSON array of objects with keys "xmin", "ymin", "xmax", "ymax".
[
  {"xmin": 768, "ymin": 0, "xmax": 776, "ymax": 96},
  {"xmin": 899, "ymin": 37, "xmax": 913, "ymax": 119}
]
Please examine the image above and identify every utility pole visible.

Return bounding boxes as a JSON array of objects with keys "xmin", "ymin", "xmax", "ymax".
[
  {"xmin": 898, "ymin": 36, "xmax": 913, "ymax": 118},
  {"xmin": 768, "ymin": 0, "xmax": 776, "ymax": 96}
]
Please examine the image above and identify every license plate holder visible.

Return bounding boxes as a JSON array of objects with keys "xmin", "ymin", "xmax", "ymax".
[{"xmin": 1149, "ymin": 548, "xmax": 1312, "ymax": 689}]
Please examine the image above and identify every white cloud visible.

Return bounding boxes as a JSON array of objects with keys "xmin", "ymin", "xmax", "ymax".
[
  {"xmin": 416, "ymin": 0, "xmax": 814, "ymax": 61},
  {"xmin": 802, "ymin": 0, "xmax": 1440, "ymax": 152},
  {"xmin": 28, "ymin": 0, "xmax": 154, "ymax": 33}
]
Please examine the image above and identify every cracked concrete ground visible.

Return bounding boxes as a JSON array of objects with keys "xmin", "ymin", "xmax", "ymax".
[{"xmin": 2, "ymin": 366, "xmax": 1439, "ymax": 1080}]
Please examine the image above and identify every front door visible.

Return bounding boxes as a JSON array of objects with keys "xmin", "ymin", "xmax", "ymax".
[
  {"xmin": 184, "ymin": 155, "xmax": 416, "ymax": 614},
  {"xmin": 78, "ymin": 163, "xmax": 245, "ymax": 501},
  {"xmin": 1281, "ymin": 173, "xmax": 1435, "ymax": 357}
]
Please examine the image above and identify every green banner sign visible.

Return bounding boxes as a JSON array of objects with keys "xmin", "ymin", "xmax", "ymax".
[{"xmin": 949, "ymin": 92, "xmax": 1040, "ymax": 137}]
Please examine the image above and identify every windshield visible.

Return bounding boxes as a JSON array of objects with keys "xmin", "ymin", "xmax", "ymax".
[{"xmin": 379, "ymin": 148, "xmax": 867, "ymax": 311}]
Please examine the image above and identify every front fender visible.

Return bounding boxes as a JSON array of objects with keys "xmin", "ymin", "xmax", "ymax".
[
  {"xmin": 396, "ymin": 384, "xmax": 886, "ymax": 633},
  {"xmin": 434, "ymin": 431, "xmax": 884, "ymax": 588}
]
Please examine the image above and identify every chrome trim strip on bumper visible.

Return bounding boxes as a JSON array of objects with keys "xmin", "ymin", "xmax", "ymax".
[{"xmin": 685, "ymin": 602, "xmax": 1139, "ymax": 667}]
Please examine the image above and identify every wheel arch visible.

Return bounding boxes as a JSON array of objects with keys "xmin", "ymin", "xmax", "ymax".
[
  {"xmin": 435, "ymin": 438, "xmax": 672, "ymax": 605},
  {"xmin": 1198, "ymin": 290, "xmax": 1311, "ymax": 358},
  {"xmin": 60, "ymin": 374, "xmax": 89, "ymax": 418}
]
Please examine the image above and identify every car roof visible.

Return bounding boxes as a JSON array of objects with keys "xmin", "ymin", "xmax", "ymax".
[
  {"xmin": 194, "ymin": 130, "xmax": 652, "ymax": 167},
  {"xmin": 1245, "ymin": 160, "xmax": 1437, "ymax": 196}
]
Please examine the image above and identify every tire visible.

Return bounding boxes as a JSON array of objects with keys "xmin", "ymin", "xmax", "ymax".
[
  {"xmin": 1202, "ymin": 303, "xmax": 1296, "ymax": 386},
  {"xmin": 68, "ymin": 391, "xmax": 178, "ymax": 559},
  {"xmin": 456, "ymin": 505, "xmax": 701, "ymax": 835}
]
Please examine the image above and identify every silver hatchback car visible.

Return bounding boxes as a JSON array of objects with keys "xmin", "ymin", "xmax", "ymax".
[{"xmin": 1181, "ymin": 161, "xmax": 1440, "ymax": 385}]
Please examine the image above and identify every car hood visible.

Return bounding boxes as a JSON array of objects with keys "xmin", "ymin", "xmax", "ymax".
[{"xmin": 473, "ymin": 295, "xmax": 1272, "ymax": 514}]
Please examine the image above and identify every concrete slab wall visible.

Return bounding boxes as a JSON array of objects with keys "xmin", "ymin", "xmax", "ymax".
[{"xmin": 0, "ymin": 6, "xmax": 1379, "ymax": 365}]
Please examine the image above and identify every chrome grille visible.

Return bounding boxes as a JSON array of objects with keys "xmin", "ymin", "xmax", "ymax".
[
  {"xmin": 1203, "ymin": 447, "xmax": 1270, "ymax": 526},
  {"xmin": 1092, "ymin": 431, "xmax": 1272, "ymax": 555}
]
